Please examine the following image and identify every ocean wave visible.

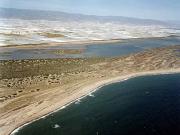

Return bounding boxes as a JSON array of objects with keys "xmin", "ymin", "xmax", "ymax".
[
  {"xmin": 75, "ymin": 99, "xmax": 81, "ymax": 105},
  {"xmin": 88, "ymin": 93, "xmax": 95, "ymax": 97},
  {"xmin": 52, "ymin": 124, "xmax": 60, "ymax": 129}
]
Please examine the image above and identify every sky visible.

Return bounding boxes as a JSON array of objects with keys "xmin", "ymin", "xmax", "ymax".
[{"xmin": 0, "ymin": 0, "xmax": 180, "ymax": 21}]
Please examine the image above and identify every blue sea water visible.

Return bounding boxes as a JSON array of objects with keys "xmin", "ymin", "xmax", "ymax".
[{"xmin": 14, "ymin": 73, "xmax": 180, "ymax": 135}]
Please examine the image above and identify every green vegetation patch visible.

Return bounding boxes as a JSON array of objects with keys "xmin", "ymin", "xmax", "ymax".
[
  {"xmin": 40, "ymin": 32, "xmax": 65, "ymax": 38},
  {"xmin": 50, "ymin": 49, "xmax": 85, "ymax": 55}
]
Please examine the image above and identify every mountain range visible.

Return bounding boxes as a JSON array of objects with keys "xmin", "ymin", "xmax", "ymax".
[{"xmin": 0, "ymin": 8, "xmax": 168, "ymax": 26}]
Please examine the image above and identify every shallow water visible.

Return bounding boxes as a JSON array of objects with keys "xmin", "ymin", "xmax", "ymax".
[
  {"xmin": 14, "ymin": 73, "xmax": 180, "ymax": 135},
  {"xmin": 1, "ymin": 36, "xmax": 180, "ymax": 60}
]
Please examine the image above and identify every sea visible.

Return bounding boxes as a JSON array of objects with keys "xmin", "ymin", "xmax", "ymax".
[{"xmin": 13, "ymin": 73, "xmax": 180, "ymax": 135}]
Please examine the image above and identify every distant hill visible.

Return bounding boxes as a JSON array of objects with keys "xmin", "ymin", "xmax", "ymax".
[{"xmin": 0, "ymin": 8, "xmax": 167, "ymax": 26}]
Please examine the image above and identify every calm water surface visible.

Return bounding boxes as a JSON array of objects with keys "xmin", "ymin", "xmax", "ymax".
[
  {"xmin": 14, "ymin": 73, "xmax": 180, "ymax": 135},
  {"xmin": 1, "ymin": 36, "xmax": 180, "ymax": 60}
]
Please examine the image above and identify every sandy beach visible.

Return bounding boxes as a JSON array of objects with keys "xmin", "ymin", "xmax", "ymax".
[
  {"xmin": 10, "ymin": 69, "xmax": 180, "ymax": 135},
  {"xmin": 0, "ymin": 45, "xmax": 180, "ymax": 135}
]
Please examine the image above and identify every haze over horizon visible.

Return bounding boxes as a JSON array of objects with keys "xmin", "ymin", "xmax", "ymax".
[{"xmin": 0, "ymin": 0, "xmax": 180, "ymax": 21}]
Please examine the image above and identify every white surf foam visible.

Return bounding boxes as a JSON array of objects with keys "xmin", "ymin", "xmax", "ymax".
[
  {"xmin": 52, "ymin": 124, "xmax": 60, "ymax": 129},
  {"xmin": 88, "ymin": 93, "xmax": 95, "ymax": 97},
  {"xmin": 75, "ymin": 99, "xmax": 81, "ymax": 105}
]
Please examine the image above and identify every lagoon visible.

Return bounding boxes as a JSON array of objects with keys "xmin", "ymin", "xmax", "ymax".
[{"xmin": 1, "ymin": 36, "xmax": 180, "ymax": 60}]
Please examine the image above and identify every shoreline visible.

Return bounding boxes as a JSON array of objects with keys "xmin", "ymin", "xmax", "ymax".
[
  {"xmin": 10, "ymin": 68, "xmax": 180, "ymax": 135},
  {"xmin": 0, "ymin": 45, "xmax": 179, "ymax": 135}
]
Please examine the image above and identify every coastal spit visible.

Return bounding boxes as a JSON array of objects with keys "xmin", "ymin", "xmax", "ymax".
[{"xmin": 0, "ymin": 45, "xmax": 180, "ymax": 135}]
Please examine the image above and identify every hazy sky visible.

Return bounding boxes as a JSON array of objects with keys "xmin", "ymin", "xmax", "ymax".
[{"xmin": 0, "ymin": 0, "xmax": 180, "ymax": 21}]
